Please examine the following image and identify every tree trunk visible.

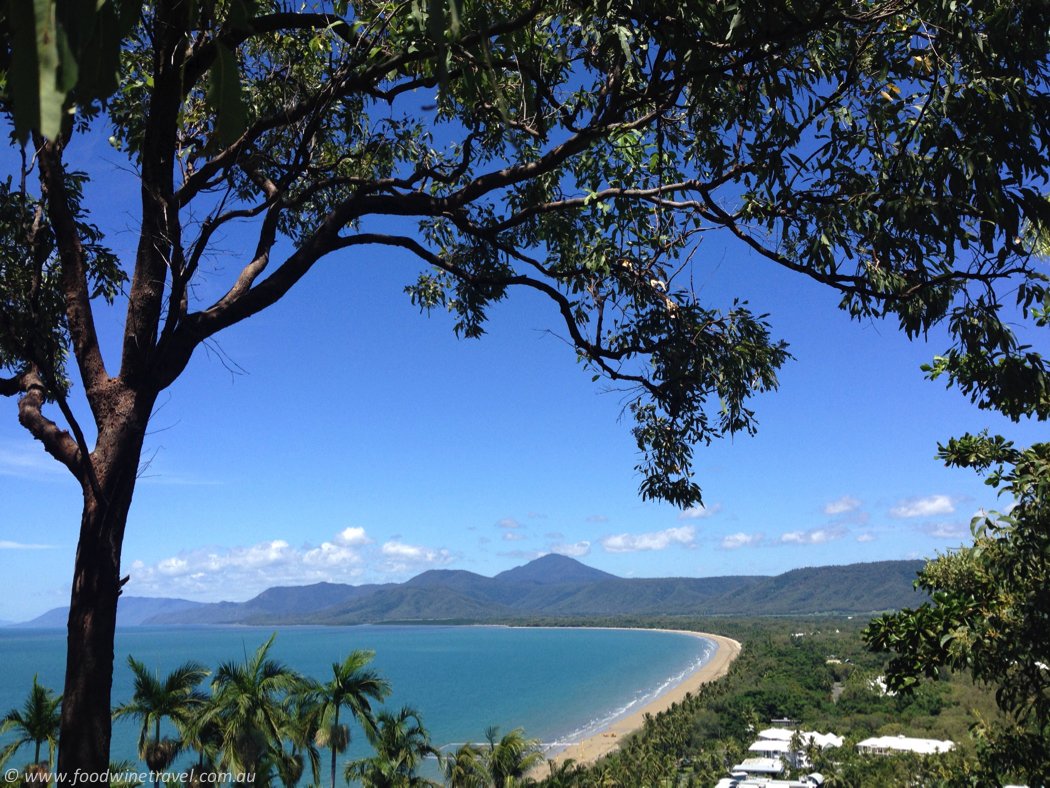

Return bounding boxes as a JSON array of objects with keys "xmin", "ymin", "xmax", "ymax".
[
  {"xmin": 330, "ymin": 708, "xmax": 339, "ymax": 788},
  {"xmin": 55, "ymin": 403, "xmax": 152, "ymax": 781}
]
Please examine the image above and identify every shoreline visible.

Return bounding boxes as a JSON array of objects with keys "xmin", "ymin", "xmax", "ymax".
[{"xmin": 530, "ymin": 629, "xmax": 741, "ymax": 777}]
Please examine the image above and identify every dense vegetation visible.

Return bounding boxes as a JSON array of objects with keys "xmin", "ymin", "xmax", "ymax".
[
  {"xmin": 521, "ymin": 618, "xmax": 1013, "ymax": 788},
  {"xmin": 1, "ymin": 617, "xmax": 1013, "ymax": 788}
]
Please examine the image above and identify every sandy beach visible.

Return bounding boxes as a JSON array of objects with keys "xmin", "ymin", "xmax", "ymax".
[{"xmin": 532, "ymin": 630, "xmax": 741, "ymax": 777}]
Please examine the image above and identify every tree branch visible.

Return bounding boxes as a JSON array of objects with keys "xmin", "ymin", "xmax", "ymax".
[
  {"xmin": 0, "ymin": 370, "xmax": 29, "ymax": 397},
  {"xmin": 35, "ymin": 138, "xmax": 110, "ymax": 394},
  {"xmin": 16, "ymin": 370, "xmax": 84, "ymax": 481}
]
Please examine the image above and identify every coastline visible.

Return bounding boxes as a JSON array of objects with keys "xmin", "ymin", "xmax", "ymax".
[{"xmin": 532, "ymin": 630, "xmax": 741, "ymax": 776}]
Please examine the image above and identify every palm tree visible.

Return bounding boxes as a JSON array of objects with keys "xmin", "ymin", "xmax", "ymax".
[
  {"xmin": 108, "ymin": 760, "xmax": 145, "ymax": 788},
  {"xmin": 279, "ymin": 691, "xmax": 324, "ymax": 788},
  {"xmin": 0, "ymin": 676, "xmax": 62, "ymax": 773},
  {"xmin": 539, "ymin": 757, "xmax": 581, "ymax": 788},
  {"xmin": 442, "ymin": 743, "xmax": 486, "ymax": 788},
  {"xmin": 208, "ymin": 634, "xmax": 304, "ymax": 783},
  {"xmin": 179, "ymin": 714, "xmax": 224, "ymax": 788},
  {"xmin": 344, "ymin": 707, "xmax": 441, "ymax": 788},
  {"xmin": 112, "ymin": 657, "xmax": 210, "ymax": 783},
  {"xmin": 482, "ymin": 727, "xmax": 542, "ymax": 788},
  {"xmin": 307, "ymin": 651, "xmax": 391, "ymax": 788}
]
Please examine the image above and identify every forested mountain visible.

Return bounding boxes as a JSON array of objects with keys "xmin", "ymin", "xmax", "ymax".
[
  {"xmin": 493, "ymin": 553, "xmax": 618, "ymax": 584},
  {"xmin": 137, "ymin": 557, "xmax": 921, "ymax": 625},
  {"xmin": 9, "ymin": 556, "xmax": 924, "ymax": 627},
  {"xmin": 148, "ymin": 581, "xmax": 398, "ymax": 625},
  {"xmin": 706, "ymin": 561, "xmax": 927, "ymax": 616},
  {"xmin": 14, "ymin": 596, "xmax": 205, "ymax": 627}
]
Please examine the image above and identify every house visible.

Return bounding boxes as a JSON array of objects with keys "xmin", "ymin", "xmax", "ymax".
[
  {"xmin": 729, "ymin": 758, "xmax": 784, "ymax": 776},
  {"xmin": 714, "ymin": 774, "xmax": 824, "ymax": 788},
  {"xmin": 749, "ymin": 729, "xmax": 844, "ymax": 769},
  {"xmin": 856, "ymin": 735, "xmax": 955, "ymax": 756}
]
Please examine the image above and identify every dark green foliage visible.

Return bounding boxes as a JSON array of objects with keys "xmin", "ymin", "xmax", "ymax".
[
  {"xmin": 865, "ymin": 445, "xmax": 1050, "ymax": 786},
  {"xmin": 112, "ymin": 657, "xmax": 210, "ymax": 774},
  {"xmin": 0, "ymin": 0, "xmax": 139, "ymax": 140},
  {"xmin": 528, "ymin": 618, "xmax": 1004, "ymax": 788},
  {"xmin": 0, "ymin": 676, "xmax": 61, "ymax": 771},
  {"xmin": 0, "ymin": 172, "xmax": 123, "ymax": 393}
]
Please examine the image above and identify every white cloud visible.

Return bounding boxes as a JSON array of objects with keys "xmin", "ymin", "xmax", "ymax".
[
  {"xmin": 719, "ymin": 532, "xmax": 763, "ymax": 550},
  {"xmin": 527, "ymin": 512, "xmax": 547, "ymax": 519},
  {"xmin": 126, "ymin": 530, "xmax": 373, "ymax": 600},
  {"xmin": 600, "ymin": 525, "xmax": 696, "ymax": 553},
  {"xmin": 777, "ymin": 524, "xmax": 848, "ymax": 546},
  {"xmin": 923, "ymin": 521, "xmax": 969, "ymax": 539},
  {"xmin": 678, "ymin": 503, "xmax": 722, "ymax": 520},
  {"xmin": 496, "ymin": 517, "xmax": 523, "ymax": 529},
  {"xmin": 889, "ymin": 495, "xmax": 955, "ymax": 519},
  {"xmin": 586, "ymin": 515, "xmax": 608, "ymax": 523},
  {"xmin": 379, "ymin": 540, "xmax": 455, "ymax": 573},
  {"xmin": 333, "ymin": 527, "xmax": 375, "ymax": 547},
  {"xmin": 549, "ymin": 541, "xmax": 591, "ymax": 557},
  {"xmin": 0, "ymin": 541, "xmax": 55, "ymax": 549},
  {"xmin": 856, "ymin": 533, "xmax": 876, "ymax": 543},
  {"xmin": 823, "ymin": 495, "xmax": 862, "ymax": 515},
  {"xmin": 545, "ymin": 532, "xmax": 564, "ymax": 539},
  {"xmin": 503, "ymin": 532, "xmax": 525, "ymax": 541}
]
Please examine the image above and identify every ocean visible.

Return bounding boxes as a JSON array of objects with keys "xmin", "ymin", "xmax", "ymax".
[{"xmin": 0, "ymin": 625, "xmax": 714, "ymax": 774}]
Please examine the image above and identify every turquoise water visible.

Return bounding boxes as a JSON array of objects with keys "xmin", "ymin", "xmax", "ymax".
[{"xmin": 0, "ymin": 625, "xmax": 714, "ymax": 773}]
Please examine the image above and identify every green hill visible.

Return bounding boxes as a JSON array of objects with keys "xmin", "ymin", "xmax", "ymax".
[{"xmin": 140, "ymin": 556, "xmax": 925, "ymax": 625}]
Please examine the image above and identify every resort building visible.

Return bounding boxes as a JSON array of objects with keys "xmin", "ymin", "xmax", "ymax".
[
  {"xmin": 715, "ymin": 774, "xmax": 824, "ymax": 788},
  {"xmin": 856, "ymin": 735, "xmax": 955, "ymax": 756},
  {"xmin": 747, "ymin": 729, "xmax": 844, "ymax": 769},
  {"xmin": 729, "ymin": 758, "xmax": 785, "ymax": 776},
  {"xmin": 757, "ymin": 729, "xmax": 844, "ymax": 749}
]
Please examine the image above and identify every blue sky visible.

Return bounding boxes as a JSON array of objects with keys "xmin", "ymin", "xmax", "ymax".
[{"xmin": 1, "ymin": 127, "xmax": 1046, "ymax": 622}]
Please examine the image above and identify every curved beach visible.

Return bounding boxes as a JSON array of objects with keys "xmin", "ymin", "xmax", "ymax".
[{"xmin": 537, "ymin": 631, "xmax": 741, "ymax": 774}]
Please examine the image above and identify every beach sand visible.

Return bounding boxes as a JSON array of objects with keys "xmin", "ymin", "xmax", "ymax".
[{"xmin": 531, "ymin": 630, "xmax": 741, "ymax": 778}]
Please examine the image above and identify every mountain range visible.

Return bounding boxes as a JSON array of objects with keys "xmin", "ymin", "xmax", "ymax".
[{"xmin": 11, "ymin": 554, "xmax": 926, "ymax": 627}]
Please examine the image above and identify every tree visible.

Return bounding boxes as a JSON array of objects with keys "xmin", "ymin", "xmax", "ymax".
[
  {"xmin": 3, "ymin": 0, "xmax": 1050, "ymax": 778},
  {"xmin": 308, "ymin": 650, "xmax": 392, "ymax": 788},
  {"xmin": 280, "ymin": 692, "xmax": 323, "ymax": 788},
  {"xmin": 344, "ymin": 706, "xmax": 441, "ymax": 788},
  {"xmin": 865, "ymin": 436, "xmax": 1050, "ymax": 785},
  {"xmin": 481, "ymin": 727, "xmax": 543, "ymax": 788},
  {"xmin": 0, "ymin": 676, "xmax": 61, "ymax": 772},
  {"xmin": 111, "ymin": 657, "xmax": 210, "ymax": 784},
  {"xmin": 179, "ymin": 714, "xmax": 225, "ymax": 788},
  {"xmin": 442, "ymin": 743, "xmax": 487, "ymax": 788},
  {"xmin": 206, "ymin": 634, "xmax": 303, "ymax": 783}
]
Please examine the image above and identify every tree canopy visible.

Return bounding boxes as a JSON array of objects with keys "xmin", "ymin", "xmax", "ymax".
[
  {"xmin": 3, "ymin": 0, "xmax": 1050, "ymax": 778},
  {"xmin": 865, "ymin": 435, "xmax": 1050, "ymax": 785}
]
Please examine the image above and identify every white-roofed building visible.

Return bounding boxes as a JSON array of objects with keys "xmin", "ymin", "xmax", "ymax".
[
  {"xmin": 856, "ymin": 735, "xmax": 955, "ymax": 756},
  {"xmin": 749, "ymin": 739, "xmax": 793, "ymax": 760},
  {"xmin": 750, "ymin": 730, "xmax": 844, "ymax": 768},
  {"xmin": 714, "ymin": 774, "xmax": 824, "ymax": 788},
  {"xmin": 757, "ymin": 730, "xmax": 844, "ymax": 749},
  {"xmin": 730, "ymin": 758, "xmax": 784, "ymax": 776}
]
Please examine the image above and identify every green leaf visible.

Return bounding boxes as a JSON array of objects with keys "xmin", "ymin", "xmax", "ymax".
[
  {"xmin": 7, "ymin": 0, "xmax": 67, "ymax": 140},
  {"xmin": 207, "ymin": 42, "xmax": 247, "ymax": 148}
]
